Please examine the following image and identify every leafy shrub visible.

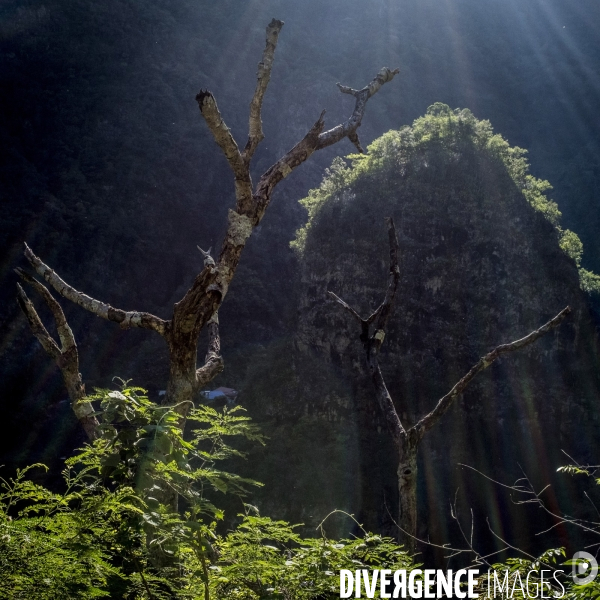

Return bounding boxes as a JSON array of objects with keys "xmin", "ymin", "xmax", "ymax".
[{"xmin": 0, "ymin": 383, "xmax": 416, "ymax": 598}]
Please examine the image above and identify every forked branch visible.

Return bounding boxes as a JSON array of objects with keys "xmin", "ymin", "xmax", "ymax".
[
  {"xmin": 330, "ymin": 219, "xmax": 571, "ymax": 547},
  {"xmin": 330, "ymin": 219, "xmax": 571, "ymax": 443},
  {"xmin": 15, "ymin": 270, "xmax": 99, "ymax": 440},
  {"xmin": 318, "ymin": 67, "xmax": 400, "ymax": 153},
  {"xmin": 244, "ymin": 18, "xmax": 284, "ymax": 160},
  {"xmin": 329, "ymin": 218, "xmax": 403, "ymax": 444},
  {"xmin": 184, "ymin": 20, "xmax": 399, "ymax": 340}
]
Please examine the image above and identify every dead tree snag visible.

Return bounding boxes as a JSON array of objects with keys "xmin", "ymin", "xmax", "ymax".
[
  {"xmin": 329, "ymin": 218, "xmax": 571, "ymax": 553},
  {"xmin": 16, "ymin": 19, "xmax": 399, "ymax": 438}
]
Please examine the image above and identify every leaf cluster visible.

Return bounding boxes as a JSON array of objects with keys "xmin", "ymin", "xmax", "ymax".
[{"xmin": 210, "ymin": 512, "xmax": 415, "ymax": 599}]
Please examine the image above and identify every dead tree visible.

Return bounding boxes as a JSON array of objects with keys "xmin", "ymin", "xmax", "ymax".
[
  {"xmin": 329, "ymin": 217, "xmax": 571, "ymax": 554},
  {"xmin": 15, "ymin": 19, "xmax": 399, "ymax": 442}
]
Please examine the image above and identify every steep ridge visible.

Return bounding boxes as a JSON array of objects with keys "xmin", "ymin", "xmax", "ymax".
[{"xmin": 243, "ymin": 105, "xmax": 600, "ymax": 556}]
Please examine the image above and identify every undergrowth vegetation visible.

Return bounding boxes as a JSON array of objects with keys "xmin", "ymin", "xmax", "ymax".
[
  {"xmin": 0, "ymin": 383, "xmax": 415, "ymax": 599},
  {"xmin": 3, "ymin": 382, "xmax": 600, "ymax": 598}
]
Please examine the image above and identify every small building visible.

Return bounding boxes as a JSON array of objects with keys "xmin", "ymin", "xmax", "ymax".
[{"xmin": 200, "ymin": 386, "xmax": 238, "ymax": 405}]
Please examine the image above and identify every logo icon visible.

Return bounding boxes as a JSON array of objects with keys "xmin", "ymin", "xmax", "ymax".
[{"xmin": 572, "ymin": 551, "xmax": 598, "ymax": 584}]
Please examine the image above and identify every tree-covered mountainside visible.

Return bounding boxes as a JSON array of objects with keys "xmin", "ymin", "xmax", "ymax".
[
  {"xmin": 234, "ymin": 106, "xmax": 600, "ymax": 560},
  {"xmin": 1, "ymin": 0, "xmax": 600, "ymax": 561}
]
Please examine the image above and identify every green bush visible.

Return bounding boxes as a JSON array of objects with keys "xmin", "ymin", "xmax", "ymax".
[{"xmin": 0, "ymin": 383, "xmax": 416, "ymax": 598}]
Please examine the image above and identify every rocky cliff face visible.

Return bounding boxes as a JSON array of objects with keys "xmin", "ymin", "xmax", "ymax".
[{"xmin": 284, "ymin": 106, "xmax": 600, "ymax": 554}]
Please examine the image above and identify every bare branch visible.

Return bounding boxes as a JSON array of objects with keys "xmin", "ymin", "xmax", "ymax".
[
  {"xmin": 16, "ymin": 267, "xmax": 76, "ymax": 352},
  {"xmin": 413, "ymin": 306, "xmax": 572, "ymax": 440},
  {"xmin": 329, "ymin": 218, "xmax": 399, "ymax": 333},
  {"xmin": 196, "ymin": 357, "xmax": 224, "ymax": 389},
  {"xmin": 486, "ymin": 518, "xmax": 552, "ymax": 567},
  {"xmin": 336, "ymin": 83, "xmax": 358, "ymax": 96},
  {"xmin": 329, "ymin": 218, "xmax": 404, "ymax": 444},
  {"xmin": 15, "ymin": 276, "xmax": 99, "ymax": 440},
  {"xmin": 253, "ymin": 66, "xmax": 399, "ymax": 214},
  {"xmin": 24, "ymin": 244, "xmax": 167, "ymax": 335},
  {"xmin": 374, "ymin": 217, "xmax": 400, "ymax": 333},
  {"xmin": 244, "ymin": 18, "xmax": 284, "ymax": 161},
  {"xmin": 16, "ymin": 283, "xmax": 61, "ymax": 360},
  {"xmin": 317, "ymin": 67, "xmax": 400, "ymax": 152},
  {"xmin": 197, "ymin": 246, "xmax": 215, "ymax": 267},
  {"xmin": 327, "ymin": 291, "xmax": 363, "ymax": 324},
  {"xmin": 462, "ymin": 463, "xmax": 600, "ymax": 537},
  {"xmin": 253, "ymin": 111, "xmax": 326, "ymax": 215},
  {"xmin": 348, "ymin": 131, "xmax": 364, "ymax": 153},
  {"xmin": 196, "ymin": 90, "xmax": 246, "ymax": 178},
  {"xmin": 366, "ymin": 67, "xmax": 401, "ymax": 98}
]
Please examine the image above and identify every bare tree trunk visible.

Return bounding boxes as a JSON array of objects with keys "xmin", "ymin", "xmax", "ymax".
[
  {"xmin": 329, "ymin": 217, "xmax": 571, "ymax": 553},
  {"xmin": 398, "ymin": 436, "xmax": 418, "ymax": 554},
  {"xmin": 15, "ymin": 19, "xmax": 399, "ymax": 572},
  {"xmin": 16, "ymin": 18, "xmax": 398, "ymax": 437}
]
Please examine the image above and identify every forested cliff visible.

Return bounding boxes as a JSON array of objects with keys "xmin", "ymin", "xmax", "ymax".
[
  {"xmin": 287, "ymin": 106, "xmax": 600, "ymax": 554},
  {"xmin": 2, "ymin": 0, "xmax": 600, "ymax": 565}
]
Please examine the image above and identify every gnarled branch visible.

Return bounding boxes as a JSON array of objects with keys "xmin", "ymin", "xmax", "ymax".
[
  {"xmin": 24, "ymin": 243, "xmax": 167, "ymax": 335},
  {"xmin": 412, "ymin": 305, "xmax": 572, "ymax": 441},
  {"xmin": 15, "ymin": 272, "xmax": 99, "ymax": 440}
]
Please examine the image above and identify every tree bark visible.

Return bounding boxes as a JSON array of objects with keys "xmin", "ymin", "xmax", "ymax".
[
  {"xmin": 398, "ymin": 437, "xmax": 418, "ymax": 554},
  {"xmin": 329, "ymin": 218, "xmax": 571, "ymax": 553}
]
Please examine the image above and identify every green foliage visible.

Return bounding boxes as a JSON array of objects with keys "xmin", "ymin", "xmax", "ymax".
[
  {"xmin": 560, "ymin": 229, "xmax": 584, "ymax": 267},
  {"xmin": 484, "ymin": 548, "xmax": 569, "ymax": 600},
  {"xmin": 0, "ymin": 382, "xmax": 265, "ymax": 598},
  {"xmin": 210, "ymin": 511, "xmax": 414, "ymax": 599},
  {"xmin": 579, "ymin": 269, "xmax": 600, "ymax": 295},
  {"xmin": 76, "ymin": 382, "xmax": 263, "ymax": 512},
  {"xmin": 0, "ymin": 464, "xmax": 124, "ymax": 598},
  {"xmin": 292, "ymin": 104, "xmax": 599, "ymax": 293},
  {"xmin": 0, "ymin": 383, "xmax": 416, "ymax": 598},
  {"xmin": 556, "ymin": 464, "xmax": 592, "ymax": 477}
]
